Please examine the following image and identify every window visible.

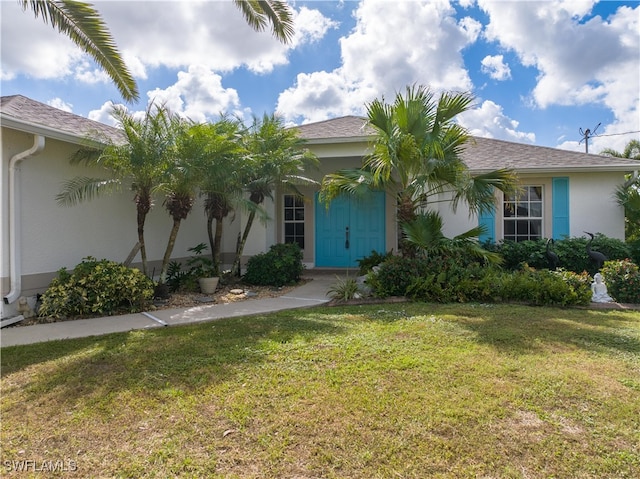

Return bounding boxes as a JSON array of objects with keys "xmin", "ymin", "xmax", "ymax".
[
  {"xmin": 503, "ymin": 186, "xmax": 543, "ymax": 242},
  {"xmin": 284, "ymin": 194, "xmax": 304, "ymax": 249}
]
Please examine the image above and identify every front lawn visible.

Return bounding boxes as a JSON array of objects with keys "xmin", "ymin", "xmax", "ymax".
[{"xmin": 1, "ymin": 303, "xmax": 639, "ymax": 478}]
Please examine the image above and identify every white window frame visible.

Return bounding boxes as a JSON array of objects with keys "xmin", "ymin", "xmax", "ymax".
[
  {"xmin": 283, "ymin": 194, "xmax": 305, "ymax": 250},
  {"xmin": 502, "ymin": 184, "xmax": 544, "ymax": 242}
]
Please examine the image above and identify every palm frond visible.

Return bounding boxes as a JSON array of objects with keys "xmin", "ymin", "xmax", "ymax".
[
  {"xmin": 402, "ymin": 212, "xmax": 503, "ymax": 265},
  {"xmin": 453, "ymin": 169, "xmax": 520, "ymax": 216},
  {"xmin": 319, "ymin": 169, "xmax": 381, "ymax": 205},
  {"xmin": 233, "ymin": 0, "xmax": 295, "ymax": 43},
  {"xmin": 601, "ymin": 140, "xmax": 640, "ymax": 160},
  {"xmin": 401, "ymin": 211, "xmax": 445, "ymax": 251},
  {"xmin": 21, "ymin": 0, "xmax": 138, "ymax": 102},
  {"xmin": 56, "ymin": 176, "xmax": 121, "ymax": 207}
]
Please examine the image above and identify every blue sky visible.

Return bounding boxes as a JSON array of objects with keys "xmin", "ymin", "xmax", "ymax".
[{"xmin": 1, "ymin": 0, "xmax": 638, "ymax": 153}]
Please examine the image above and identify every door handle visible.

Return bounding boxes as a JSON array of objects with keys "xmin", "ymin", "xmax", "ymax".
[{"xmin": 345, "ymin": 226, "xmax": 350, "ymax": 249}]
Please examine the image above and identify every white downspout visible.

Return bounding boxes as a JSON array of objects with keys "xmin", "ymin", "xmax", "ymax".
[{"xmin": 3, "ymin": 134, "xmax": 45, "ymax": 306}]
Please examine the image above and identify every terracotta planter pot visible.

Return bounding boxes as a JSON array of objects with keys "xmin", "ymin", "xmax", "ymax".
[{"xmin": 198, "ymin": 277, "xmax": 219, "ymax": 294}]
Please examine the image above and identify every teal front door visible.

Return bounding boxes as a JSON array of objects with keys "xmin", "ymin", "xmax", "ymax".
[{"xmin": 315, "ymin": 191, "xmax": 385, "ymax": 267}]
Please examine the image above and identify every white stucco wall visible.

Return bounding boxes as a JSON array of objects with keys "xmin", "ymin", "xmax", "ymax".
[
  {"xmin": 440, "ymin": 172, "xmax": 627, "ymax": 241},
  {"xmin": 16, "ymin": 137, "xmax": 213, "ymax": 273},
  {"xmin": 241, "ymin": 197, "xmax": 276, "ymax": 257},
  {"xmin": 569, "ymin": 172, "xmax": 625, "ymax": 240},
  {"xmin": 1, "ymin": 128, "xmax": 219, "ymax": 316}
]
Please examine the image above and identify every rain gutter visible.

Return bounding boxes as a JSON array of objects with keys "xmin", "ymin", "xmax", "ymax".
[{"xmin": 3, "ymin": 134, "xmax": 45, "ymax": 305}]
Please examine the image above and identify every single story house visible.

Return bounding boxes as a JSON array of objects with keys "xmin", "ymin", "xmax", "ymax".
[{"xmin": 2, "ymin": 96, "xmax": 638, "ymax": 320}]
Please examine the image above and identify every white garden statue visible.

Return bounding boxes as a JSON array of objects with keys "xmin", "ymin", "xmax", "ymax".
[{"xmin": 591, "ymin": 273, "xmax": 613, "ymax": 303}]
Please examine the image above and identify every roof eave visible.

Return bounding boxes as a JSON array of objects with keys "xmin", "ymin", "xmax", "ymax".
[
  {"xmin": 471, "ymin": 166, "xmax": 639, "ymax": 175},
  {"xmin": 303, "ymin": 135, "xmax": 371, "ymax": 145},
  {"xmin": 1, "ymin": 114, "xmax": 109, "ymax": 148}
]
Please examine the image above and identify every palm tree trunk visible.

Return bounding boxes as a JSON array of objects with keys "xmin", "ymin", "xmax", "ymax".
[
  {"xmin": 397, "ymin": 192, "xmax": 418, "ymax": 257},
  {"xmin": 159, "ymin": 219, "xmax": 182, "ymax": 284},
  {"xmin": 231, "ymin": 208, "xmax": 257, "ymax": 277},
  {"xmin": 206, "ymin": 210, "xmax": 217, "ymax": 273},
  {"xmin": 212, "ymin": 218, "xmax": 225, "ymax": 277},
  {"xmin": 137, "ymin": 209, "xmax": 148, "ymax": 275},
  {"xmin": 206, "ymin": 209, "xmax": 224, "ymax": 277}
]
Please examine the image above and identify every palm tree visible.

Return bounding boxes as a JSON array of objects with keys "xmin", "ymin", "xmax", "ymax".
[
  {"xmin": 157, "ymin": 117, "xmax": 204, "ymax": 284},
  {"xmin": 19, "ymin": 0, "xmax": 138, "ymax": 102},
  {"xmin": 601, "ymin": 139, "xmax": 640, "ymax": 160},
  {"xmin": 402, "ymin": 211, "xmax": 503, "ymax": 265},
  {"xmin": 231, "ymin": 113, "xmax": 319, "ymax": 277},
  {"xmin": 606, "ymin": 139, "xmax": 640, "ymax": 240},
  {"xmin": 198, "ymin": 119, "xmax": 250, "ymax": 277},
  {"xmin": 320, "ymin": 84, "xmax": 518, "ymax": 257},
  {"xmin": 57, "ymin": 103, "xmax": 176, "ymax": 275},
  {"xmin": 20, "ymin": 0, "xmax": 295, "ymax": 102}
]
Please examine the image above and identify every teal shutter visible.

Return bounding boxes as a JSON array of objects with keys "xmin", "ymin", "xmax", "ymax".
[
  {"xmin": 552, "ymin": 177, "xmax": 570, "ymax": 239},
  {"xmin": 478, "ymin": 205, "xmax": 496, "ymax": 244}
]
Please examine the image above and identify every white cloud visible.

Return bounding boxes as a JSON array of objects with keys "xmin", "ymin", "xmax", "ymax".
[
  {"xmin": 1, "ymin": 2, "xmax": 336, "ymax": 82},
  {"xmin": 481, "ymin": 55, "xmax": 511, "ymax": 81},
  {"xmin": 74, "ymin": 60, "xmax": 111, "ymax": 85},
  {"xmin": 458, "ymin": 16, "xmax": 482, "ymax": 43},
  {"xmin": 47, "ymin": 98, "xmax": 73, "ymax": 113},
  {"xmin": 145, "ymin": 65, "xmax": 242, "ymax": 123},
  {"xmin": 277, "ymin": 0, "xmax": 479, "ymax": 123},
  {"xmin": 277, "ymin": 70, "xmax": 372, "ymax": 123},
  {"xmin": 479, "ymin": 0, "xmax": 640, "ymax": 124},
  {"xmin": 294, "ymin": 6, "xmax": 340, "ymax": 44},
  {"xmin": 0, "ymin": 1, "xmax": 81, "ymax": 79},
  {"xmin": 458, "ymin": 100, "xmax": 536, "ymax": 143},
  {"xmin": 5, "ymin": 0, "xmax": 635, "ymax": 153},
  {"xmin": 88, "ymin": 101, "xmax": 117, "ymax": 126}
]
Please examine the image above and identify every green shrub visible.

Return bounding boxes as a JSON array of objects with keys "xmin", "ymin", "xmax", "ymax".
[
  {"xmin": 600, "ymin": 259, "xmax": 640, "ymax": 303},
  {"xmin": 404, "ymin": 255, "xmax": 490, "ymax": 303},
  {"xmin": 555, "ymin": 235, "xmax": 630, "ymax": 275},
  {"xmin": 243, "ymin": 243, "xmax": 304, "ymax": 287},
  {"xmin": 371, "ymin": 251, "xmax": 486, "ymax": 300},
  {"xmin": 486, "ymin": 235, "xmax": 631, "ymax": 275},
  {"xmin": 406, "ymin": 272, "xmax": 455, "ymax": 303},
  {"xmin": 499, "ymin": 266, "xmax": 591, "ymax": 307},
  {"xmin": 483, "ymin": 239, "xmax": 547, "ymax": 271},
  {"xmin": 626, "ymin": 238, "xmax": 640, "ymax": 266},
  {"xmin": 38, "ymin": 257, "xmax": 155, "ymax": 319},
  {"xmin": 368, "ymin": 256, "xmax": 430, "ymax": 297},
  {"xmin": 166, "ymin": 260, "xmax": 196, "ymax": 292},
  {"xmin": 370, "ymin": 250, "xmax": 592, "ymax": 306},
  {"xmin": 165, "ymin": 243, "xmax": 216, "ymax": 292},
  {"xmin": 357, "ymin": 250, "xmax": 394, "ymax": 275},
  {"xmin": 554, "ymin": 269, "xmax": 592, "ymax": 301}
]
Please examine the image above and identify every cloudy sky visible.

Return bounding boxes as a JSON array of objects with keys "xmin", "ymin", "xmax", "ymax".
[{"xmin": 1, "ymin": 0, "xmax": 638, "ymax": 153}]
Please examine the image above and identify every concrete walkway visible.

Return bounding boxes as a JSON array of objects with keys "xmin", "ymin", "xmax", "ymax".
[{"xmin": 1, "ymin": 273, "xmax": 339, "ymax": 348}]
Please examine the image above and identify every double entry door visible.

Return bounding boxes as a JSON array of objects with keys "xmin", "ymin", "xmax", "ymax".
[{"xmin": 314, "ymin": 191, "xmax": 385, "ymax": 268}]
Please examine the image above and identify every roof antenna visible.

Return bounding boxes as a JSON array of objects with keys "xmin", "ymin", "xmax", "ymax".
[{"xmin": 579, "ymin": 122, "xmax": 601, "ymax": 154}]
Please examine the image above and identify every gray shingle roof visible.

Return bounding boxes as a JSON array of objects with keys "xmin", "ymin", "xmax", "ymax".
[
  {"xmin": 0, "ymin": 95, "xmax": 124, "ymax": 145},
  {"xmin": 3, "ymin": 97, "xmax": 637, "ymax": 175},
  {"xmin": 294, "ymin": 115, "xmax": 374, "ymax": 140},
  {"xmin": 295, "ymin": 116, "xmax": 640, "ymax": 173}
]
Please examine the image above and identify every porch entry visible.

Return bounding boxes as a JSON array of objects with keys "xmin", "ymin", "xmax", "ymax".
[{"xmin": 314, "ymin": 191, "xmax": 385, "ymax": 267}]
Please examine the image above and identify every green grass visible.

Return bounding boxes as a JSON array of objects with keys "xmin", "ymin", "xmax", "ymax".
[{"xmin": 1, "ymin": 303, "xmax": 639, "ymax": 478}]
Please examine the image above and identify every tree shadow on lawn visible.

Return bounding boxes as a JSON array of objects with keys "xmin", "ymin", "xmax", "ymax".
[
  {"xmin": 0, "ymin": 310, "xmax": 346, "ymax": 407},
  {"xmin": 440, "ymin": 303, "xmax": 640, "ymax": 357}
]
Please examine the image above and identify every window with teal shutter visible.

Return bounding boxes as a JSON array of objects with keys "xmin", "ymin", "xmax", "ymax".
[{"xmin": 552, "ymin": 177, "xmax": 570, "ymax": 239}]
